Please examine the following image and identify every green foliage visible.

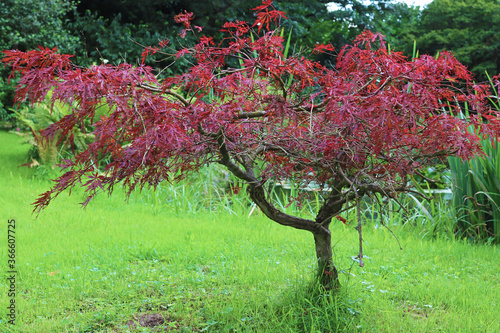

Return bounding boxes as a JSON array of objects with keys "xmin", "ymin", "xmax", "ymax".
[
  {"xmin": 69, "ymin": 10, "xmax": 167, "ymax": 67},
  {"xmin": 0, "ymin": 0, "xmax": 423, "ymax": 69},
  {"xmin": 370, "ymin": 2, "xmax": 422, "ymax": 51},
  {"xmin": 0, "ymin": 80, "xmax": 14, "ymax": 122},
  {"xmin": 76, "ymin": 0, "xmax": 336, "ymax": 49},
  {"xmin": 449, "ymin": 139, "xmax": 500, "ymax": 243},
  {"xmin": 0, "ymin": 0, "xmax": 80, "ymax": 54},
  {"xmin": 404, "ymin": 0, "xmax": 500, "ymax": 80},
  {"xmin": 412, "ymin": 164, "xmax": 451, "ymax": 190},
  {"xmin": 328, "ymin": 1, "xmax": 394, "ymax": 47},
  {"xmin": 14, "ymin": 96, "xmax": 94, "ymax": 169},
  {"xmin": 447, "ymin": 73, "xmax": 500, "ymax": 242},
  {"xmin": 73, "ymin": 0, "xmax": 398, "ymax": 66},
  {"xmin": 274, "ymin": 0, "xmax": 342, "ymax": 49}
]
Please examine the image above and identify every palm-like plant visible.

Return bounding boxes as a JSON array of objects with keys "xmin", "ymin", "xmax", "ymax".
[{"xmin": 448, "ymin": 74, "xmax": 500, "ymax": 242}]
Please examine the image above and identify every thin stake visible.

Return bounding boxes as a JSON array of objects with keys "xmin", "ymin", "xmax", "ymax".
[{"xmin": 355, "ymin": 196, "xmax": 364, "ymax": 267}]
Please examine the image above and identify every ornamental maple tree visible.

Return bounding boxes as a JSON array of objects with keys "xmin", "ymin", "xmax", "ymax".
[{"xmin": 3, "ymin": 1, "xmax": 500, "ymax": 290}]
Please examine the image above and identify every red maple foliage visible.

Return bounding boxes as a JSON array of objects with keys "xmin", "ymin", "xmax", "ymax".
[
  {"xmin": 3, "ymin": 0, "xmax": 500, "ymax": 289},
  {"xmin": 251, "ymin": 0, "xmax": 287, "ymax": 33}
]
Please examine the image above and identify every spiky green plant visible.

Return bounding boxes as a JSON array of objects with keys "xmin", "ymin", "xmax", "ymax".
[
  {"xmin": 448, "ymin": 73, "xmax": 500, "ymax": 242},
  {"xmin": 448, "ymin": 138, "xmax": 500, "ymax": 242}
]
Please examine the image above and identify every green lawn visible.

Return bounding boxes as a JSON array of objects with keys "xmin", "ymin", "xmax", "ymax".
[{"xmin": 0, "ymin": 131, "xmax": 499, "ymax": 332}]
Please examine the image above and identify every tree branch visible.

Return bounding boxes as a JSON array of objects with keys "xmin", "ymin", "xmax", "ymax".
[
  {"xmin": 139, "ymin": 83, "xmax": 190, "ymax": 107},
  {"xmin": 355, "ymin": 196, "xmax": 364, "ymax": 267},
  {"xmin": 235, "ymin": 111, "xmax": 267, "ymax": 119},
  {"xmin": 337, "ymin": 167, "xmax": 364, "ymax": 267},
  {"xmin": 216, "ymin": 130, "xmax": 257, "ymax": 183},
  {"xmin": 248, "ymin": 184, "xmax": 320, "ymax": 234}
]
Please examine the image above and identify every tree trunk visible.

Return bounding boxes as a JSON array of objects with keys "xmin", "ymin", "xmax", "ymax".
[
  {"xmin": 312, "ymin": 183, "xmax": 344, "ymax": 291},
  {"xmin": 245, "ymin": 182, "xmax": 342, "ymax": 290},
  {"xmin": 313, "ymin": 230, "xmax": 340, "ymax": 291}
]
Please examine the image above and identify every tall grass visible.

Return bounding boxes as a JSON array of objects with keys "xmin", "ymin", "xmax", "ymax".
[{"xmin": 1, "ymin": 131, "xmax": 499, "ymax": 332}]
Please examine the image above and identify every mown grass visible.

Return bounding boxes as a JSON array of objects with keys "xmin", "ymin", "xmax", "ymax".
[{"xmin": 0, "ymin": 131, "xmax": 499, "ymax": 332}]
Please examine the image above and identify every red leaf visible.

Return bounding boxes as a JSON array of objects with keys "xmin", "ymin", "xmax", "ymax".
[
  {"xmin": 174, "ymin": 10, "xmax": 194, "ymax": 29},
  {"xmin": 175, "ymin": 48, "xmax": 191, "ymax": 59},
  {"xmin": 312, "ymin": 43, "xmax": 335, "ymax": 55},
  {"xmin": 335, "ymin": 216, "xmax": 348, "ymax": 225}
]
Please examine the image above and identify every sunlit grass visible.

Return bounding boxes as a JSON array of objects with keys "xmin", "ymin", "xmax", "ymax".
[{"xmin": 0, "ymin": 131, "xmax": 499, "ymax": 332}]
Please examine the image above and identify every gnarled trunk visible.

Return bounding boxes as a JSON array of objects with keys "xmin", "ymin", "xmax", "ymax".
[
  {"xmin": 246, "ymin": 183, "xmax": 341, "ymax": 289},
  {"xmin": 313, "ymin": 230, "xmax": 340, "ymax": 290},
  {"xmin": 312, "ymin": 184, "xmax": 345, "ymax": 290}
]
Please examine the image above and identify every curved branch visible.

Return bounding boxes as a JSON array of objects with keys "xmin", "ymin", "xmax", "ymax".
[
  {"xmin": 248, "ymin": 184, "xmax": 322, "ymax": 234},
  {"xmin": 216, "ymin": 130, "xmax": 257, "ymax": 183},
  {"xmin": 235, "ymin": 111, "xmax": 267, "ymax": 119},
  {"xmin": 139, "ymin": 83, "xmax": 190, "ymax": 107}
]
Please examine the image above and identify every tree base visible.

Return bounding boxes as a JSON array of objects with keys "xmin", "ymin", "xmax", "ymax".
[{"xmin": 317, "ymin": 266, "xmax": 341, "ymax": 292}]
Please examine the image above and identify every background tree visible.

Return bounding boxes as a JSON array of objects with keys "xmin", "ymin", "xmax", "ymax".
[
  {"xmin": 73, "ymin": 0, "xmax": 338, "ymax": 67},
  {"xmin": 3, "ymin": 1, "xmax": 500, "ymax": 290},
  {"xmin": 0, "ymin": 0, "xmax": 81, "ymax": 118},
  {"xmin": 73, "ymin": 0, "xmax": 400, "ymax": 67},
  {"xmin": 402, "ymin": 0, "xmax": 500, "ymax": 81},
  {"xmin": 327, "ymin": 0, "xmax": 394, "ymax": 47},
  {"xmin": 370, "ymin": 1, "xmax": 421, "ymax": 50},
  {"xmin": 69, "ymin": 10, "xmax": 166, "ymax": 67},
  {"xmin": 0, "ymin": 0, "xmax": 80, "ymax": 54}
]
